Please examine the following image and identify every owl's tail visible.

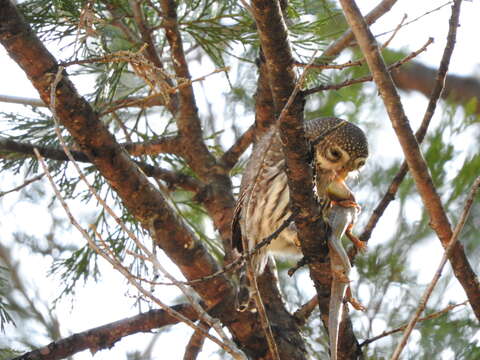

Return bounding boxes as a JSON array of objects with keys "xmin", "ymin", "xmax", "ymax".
[{"xmin": 235, "ymin": 268, "xmax": 252, "ymax": 312}]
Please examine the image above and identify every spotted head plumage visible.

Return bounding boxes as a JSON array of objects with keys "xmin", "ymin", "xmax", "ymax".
[{"xmin": 305, "ymin": 117, "xmax": 368, "ymax": 180}]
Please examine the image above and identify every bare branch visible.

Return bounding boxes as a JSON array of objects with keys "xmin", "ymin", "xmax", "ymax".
[
  {"xmin": 158, "ymin": 0, "xmax": 236, "ymax": 252},
  {"xmin": 0, "ymin": 94, "xmax": 45, "ymax": 107},
  {"xmin": 12, "ymin": 305, "xmax": 198, "ymax": 360},
  {"xmin": 0, "ymin": 174, "xmax": 44, "ymax": 197},
  {"xmin": 375, "ymin": 1, "xmax": 453, "ymax": 39},
  {"xmin": 159, "ymin": 0, "xmax": 216, "ymax": 180},
  {"xmin": 339, "ymin": 0, "xmax": 480, "ymax": 322},
  {"xmin": 123, "ymin": 135, "xmax": 182, "ymax": 156},
  {"xmin": 392, "ymin": 62, "xmax": 480, "ymax": 114},
  {"xmin": 0, "ymin": 138, "xmax": 203, "ymax": 192},
  {"xmin": 360, "ymin": 301, "xmax": 468, "ymax": 347},
  {"xmin": 323, "ymin": 0, "xmax": 398, "ymax": 58},
  {"xmin": 360, "ymin": 0, "xmax": 464, "ymax": 244},
  {"xmin": 392, "ymin": 176, "xmax": 479, "ymax": 359},
  {"xmin": 219, "ymin": 125, "xmax": 254, "ymax": 170},
  {"xmin": 304, "ymin": 38, "xmax": 433, "ymax": 96}
]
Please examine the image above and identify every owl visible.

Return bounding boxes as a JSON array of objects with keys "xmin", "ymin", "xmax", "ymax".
[{"xmin": 232, "ymin": 117, "xmax": 368, "ymax": 310}]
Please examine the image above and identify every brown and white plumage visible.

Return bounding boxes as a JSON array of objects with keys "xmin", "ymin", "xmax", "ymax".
[{"xmin": 232, "ymin": 117, "xmax": 368, "ymax": 311}]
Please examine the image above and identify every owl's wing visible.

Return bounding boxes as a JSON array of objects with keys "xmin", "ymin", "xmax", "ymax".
[{"xmin": 231, "ymin": 125, "xmax": 285, "ymax": 253}]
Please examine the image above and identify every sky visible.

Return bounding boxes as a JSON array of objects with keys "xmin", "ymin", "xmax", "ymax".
[{"xmin": 0, "ymin": 1, "xmax": 479, "ymax": 359}]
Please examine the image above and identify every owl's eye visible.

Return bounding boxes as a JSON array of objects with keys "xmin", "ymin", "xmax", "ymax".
[
  {"xmin": 354, "ymin": 157, "xmax": 366, "ymax": 169},
  {"xmin": 326, "ymin": 147, "xmax": 342, "ymax": 162}
]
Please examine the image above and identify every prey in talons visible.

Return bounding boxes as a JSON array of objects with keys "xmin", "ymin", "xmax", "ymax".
[{"xmin": 325, "ymin": 175, "xmax": 366, "ymax": 360}]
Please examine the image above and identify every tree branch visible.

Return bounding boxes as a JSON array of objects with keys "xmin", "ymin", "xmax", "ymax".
[
  {"xmin": 219, "ymin": 125, "xmax": 254, "ymax": 170},
  {"xmin": 304, "ymin": 37, "xmax": 433, "ymax": 96},
  {"xmin": 183, "ymin": 321, "xmax": 210, "ymax": 360},
  {"xmin": 13, "ymin": 305, "xmax": 198, "ymax": 360},
  {"xmin": 0, "ymin": 94, "xmax": 45, "ymax": 107},
  {"xmin": 360, "ymin": 0, "xmax": 463, "ymax": 244},
  {"xmin": 0, "ymin": 0, "xmax": 229, "ymax": 311},
  {"xmin": 250, "ymin": 0, "xmax": 361, "ymax": 359},
  {"xmin": 392, "ymin": 175, "xmax": 480, "ymax": 359},
  {"xmin": 0, "ymin": 173, "xmax": 44, "ymax": 197},
  {"xmin": 129, "ymin": 0, "xmax": 178, "ymax": 114},
  {"xmin": 322, "ymin": 0, "xmax": 398, "ymax": 58},
  {"xmin": 123, "ymin": 135, "xmax": 182, "ymax": 156},
  {"xmin": 360, "ymin": 301, "xmax": 468, "ymax": 347},
  {"xmin": 159, "ymin": 0, "xmax": 216, "ymax": 180},
  {"xmin": 0, "ymin": 3, "xmax": 284, "ymax": 358},
  {"xmin": 0, "ymin": 138, "xmax": 203, "ymax": 192},
  {"xmin": 253, "ymin": 54, "xmax": 277, "ymax": 139},
  {"xmin": 392, "ymin": 61, "xmax": 480, "ymax": 114},
  {"xmin": 339, "ymin": 0, "xmax": 480, "ymax": 321},
  {"xmin": 159, "ymin": 0, "xmax": 236, "ymax": 251}
]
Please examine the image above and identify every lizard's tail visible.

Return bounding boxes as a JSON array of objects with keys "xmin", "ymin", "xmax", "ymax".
[{"xmin": 329, "ymin": 280, "xmax": 347, "ymax": 360}]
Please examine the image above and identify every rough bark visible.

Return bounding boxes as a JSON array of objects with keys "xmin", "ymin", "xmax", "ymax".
[
  {"xmin": 0, "ymin": 1, "xmax": 279, "ymax": 357},
  {"xmin": 250, "ymin": 0, "xmax": 361, "ymax": 359},
  {"xmin": 12, "ymin": 305, "xmax": 198, "ymax": 360}
]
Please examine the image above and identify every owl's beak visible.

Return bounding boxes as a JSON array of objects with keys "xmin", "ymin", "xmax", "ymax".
[{"xmin": 335, "ymin": 168, "xmax": 350, "ymax": 182}]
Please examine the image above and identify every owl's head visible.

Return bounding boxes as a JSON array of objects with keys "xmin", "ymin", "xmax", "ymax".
[{"xmin": 305, "ymin": 117, "xmax": 368, "ymax": 180}]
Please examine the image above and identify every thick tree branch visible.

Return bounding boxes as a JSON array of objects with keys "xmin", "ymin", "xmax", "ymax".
[
  {"xmin": 13, "ymin": 304, "xmax": 198, "ymax": 360},
  {"xmin": 0, "ymin": 0, "xmax": 228, "ymax": 312},
  {"xmin": 219, "ymin": 125, "xmax": 255, "ymax": 171},
  {"xmin": 250, "ymin": 0, "xmax": 360, "ymax": 359},
  {"xmin": 253, "ymin": 54, "xmax": 277, "ymax": 139},
  {"xmin": 183, "ymin": 321, "xmax": 210, "ymax": 360},
  {"xmin": 159, "ymin": 0, "xmax": 217, "ymax": 179},
  {"xmin": 392, "ymin": 62, "xmax": 480, "ymax": 114},
  {"xmin": 0, "ymin": 2, "xmax": 284, "ymax": 357},
  {"xmin": 0, "ymin": 138, "xmax": 203, "ymax": 192},
  {"xmin": 339, "ymin": 0, "xmax": 480, "ymax": 321},
  {"xmin": 360, "ymin": 0, "xmax": 463, "ymax": 244},
  {"xmin": 0, "ymin": 137, "xmax": 90, "ymax": 162},
  {"xmin": 159, "ymin": 0, "xmax": 236, "ymax": 251},
  {"xmin": 123, "ymin": 135, "xmax": 183, "ymax": 156}
]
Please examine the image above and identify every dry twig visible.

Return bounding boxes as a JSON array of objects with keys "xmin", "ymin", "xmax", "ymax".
[
  {"xmin": 340, "ymin": 0, "xmax": 480, "ymax": 323},
  {"xmin": 361, "ymin": 301, "xmax": 468, "ymax": 347},
  {"xmin": 391, "ymin": 176, "xmax": 480, "ymax": 359},
  {"xmin": 0, "ymin": 174, "xmax": 44, "ymax": 198},
  {"xmin": 304, "ymin": 38, "xmax": 433, "ymax": 96},
  {"xmin": 359, "ymin": 0, "xmax": 465, "ymax": 245},
  {"xmin": 48, "ymin": 67, "xmax": 244, "ymax": 359}
]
